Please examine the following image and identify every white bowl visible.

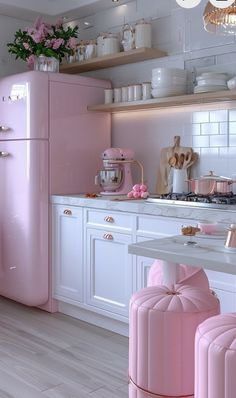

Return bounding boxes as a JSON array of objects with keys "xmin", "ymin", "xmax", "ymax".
[
  {"xmin": 151, "ymin": 87, "xmax": 187, "ymax": 98},
  {"xmin": 196, "ymin": 78, "xmax": 227, "ymax": 87},
  {"xmin": 152, "ymin": 67, "xmax": 187, "ymax": 78},
  {"xmin": 151, "ymin": 82, "xmax": 187, "ymax": 89},
  {"xmin": 227, "ymin": 77, "xmax": 236, "ymax": 90},
  {"xmin": 152, "ymin": 75, "xmax": 187, "ymax": 86},
  {"xmin": 194, "ymin": 85, "xmax": 228, "ymax": 94},
  {"xmin": 200, "ymin": 72, "xmax": 228, "ymax": 80}
]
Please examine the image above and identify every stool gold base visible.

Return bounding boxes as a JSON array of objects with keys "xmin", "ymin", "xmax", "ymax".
[{"xmin": 129, "ymin": 377, "xmax": 194, "ymax": 398}]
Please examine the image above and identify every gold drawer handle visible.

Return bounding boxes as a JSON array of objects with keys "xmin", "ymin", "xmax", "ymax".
[
  {"xmin": 104, "ymin": 216, "xmax": 114, "ymax": 223},
  {"xmin": 63, "ymin": 209, "xmax": 72, "ymax": 215},
  {"xmin": 103, "ymin": 233, "xmax": 114, "ymax": 240}
]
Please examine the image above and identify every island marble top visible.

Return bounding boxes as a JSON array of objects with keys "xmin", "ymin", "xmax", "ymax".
[{"xmin": 128, "ymin": 235, "xmax": 236, "ymax": 276}]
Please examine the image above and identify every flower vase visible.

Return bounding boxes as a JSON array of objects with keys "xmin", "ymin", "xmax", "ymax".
[{"xmin": 34, "ymin": 55, "xmax": 59, "ymax": 73}]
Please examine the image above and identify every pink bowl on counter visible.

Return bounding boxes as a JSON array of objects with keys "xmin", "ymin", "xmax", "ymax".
[{"xmin": 198, "ymin": 221, "xmax": 218, "ymax": 234}]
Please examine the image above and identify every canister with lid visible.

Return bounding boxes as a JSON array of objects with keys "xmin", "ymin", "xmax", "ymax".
[{"xmin": 135, "ymin": 19, "xmax": 152, "ymax": 49}]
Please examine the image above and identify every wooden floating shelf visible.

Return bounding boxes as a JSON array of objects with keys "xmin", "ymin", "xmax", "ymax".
[
  {"xmin": 60, "ymin": 47, "xmax": 167, "ymax": 74},
  {"xmin": 87, "ymin": 89, "xmax": 236, "ymax": 113}
]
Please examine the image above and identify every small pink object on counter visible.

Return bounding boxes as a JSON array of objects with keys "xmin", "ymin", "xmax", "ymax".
[
  {"xmin": 198, "ymin": 221, "xmax": 218, "ymax": 234},
  {"xmin": 129, "ymin": 284, "xmax": 220, "ymax": 397},
  {"xmin": 127, "ymin": 183, "xmax": 149, "ymax": 199},
  {"xmin": 195, "ymin": 313, "xmax": 236, "ymax": 398}
]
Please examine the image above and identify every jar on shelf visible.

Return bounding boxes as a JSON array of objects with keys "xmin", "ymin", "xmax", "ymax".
[
  {"xmin": 135, "ymin": 19, "xmax": 152, "ymax": 49},
  {"xmin": 97, "ymin": 33, "xmax": 106, "ymax": 57},
  {"xmin": 85, "ymin": 40, "xmax": 97, "ymax": 60},
  {"xmin": 121, "ymin": 24, "xmax": 135, "ymax": 52},
  {"xmin": 103, "ymin": 33, "xmax": 120, "ymax": 56},
  {"xmin": 77, "ymin": 41, "xmax": 86, "ymax": 62}
]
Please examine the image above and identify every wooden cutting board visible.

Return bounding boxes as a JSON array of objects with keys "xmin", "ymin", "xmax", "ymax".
[{"xmin": 156, "ymin": 136, "xmax": 193, "ymax": 194}]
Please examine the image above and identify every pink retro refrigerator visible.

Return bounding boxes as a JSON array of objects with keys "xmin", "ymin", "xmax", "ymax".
[{"xmin": 0, "ymin": 71, "xmax": 110, "ymax": 308}]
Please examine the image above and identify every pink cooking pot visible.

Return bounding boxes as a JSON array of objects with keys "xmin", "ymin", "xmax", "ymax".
[{"xmin": 188, "ymin": 171, "xmax": 236, "ymax": 195}]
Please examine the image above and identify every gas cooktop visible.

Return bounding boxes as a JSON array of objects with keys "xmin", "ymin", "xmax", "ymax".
[{"xmin": 147, "ymin": 192, "xmax": 236, "ymax": 209}]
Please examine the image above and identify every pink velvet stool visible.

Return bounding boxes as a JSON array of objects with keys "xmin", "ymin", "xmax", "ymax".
[
  {"xmin": 148, "ymin": 260, "xmax": 210, "ymax": 290},
  {"xmin": 195, "ymin": 313, "xmax": 236, "ymax": 398},
  {"xmin": 129, "ymin": 284, "xmax": 220, "ymax": 398}
]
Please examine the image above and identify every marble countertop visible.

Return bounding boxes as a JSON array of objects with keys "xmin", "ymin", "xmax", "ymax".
[
  {"xmin": 128, "ymin": 234, "xmax": 236, "ymax": 275},
  {"xmin": 51, "ymin": 194, "xmax": 236, "ymax": 224}
]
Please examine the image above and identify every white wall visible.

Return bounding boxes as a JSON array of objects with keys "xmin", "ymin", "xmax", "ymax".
[
  {"xmin": 0, "ymin": 14, "xmax": 31, "ymax": 77},
  {"xmin": 70, "ymin": 0, "xmax": 236, "ymax": 193}
]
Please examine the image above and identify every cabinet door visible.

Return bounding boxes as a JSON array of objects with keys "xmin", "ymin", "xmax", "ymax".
[
  {"xmin": 86, "ymin": 228, "xmax": 133, "ymax": 317},
  {"xmin": 52, "ymin": 205, "xmax": 83, "ymax": 302}
]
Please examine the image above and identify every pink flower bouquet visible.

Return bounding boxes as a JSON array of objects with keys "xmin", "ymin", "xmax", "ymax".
[{"xmin": 7, "ymin": 17, "xmax": 78, "ymax": 66}]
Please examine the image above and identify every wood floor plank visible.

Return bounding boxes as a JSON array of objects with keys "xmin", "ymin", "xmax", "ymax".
[{"xmin": 0, "ymin": 298, "xmax": 129, "ymax": 398}]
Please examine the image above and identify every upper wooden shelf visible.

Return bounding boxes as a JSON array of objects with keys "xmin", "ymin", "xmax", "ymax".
[
  {"xmin": 60, "ymin": 47, "xmax": 167, "ymax": 74},
  {"xmin": 87, "ymin": 89, "xmax": 236, "ymax": 113}
]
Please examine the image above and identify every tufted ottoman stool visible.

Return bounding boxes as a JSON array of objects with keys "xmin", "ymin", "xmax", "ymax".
[
  {"xmin": 148, "ymin": 260, "xmax": 210, "ymax": 290},
  {"xmin": 195, "ymin": 313, "xmax": 236, "ymax": 398},
  {"xmin": 129, "ymin": 284, "xmax": 220, "ymax": 397}
]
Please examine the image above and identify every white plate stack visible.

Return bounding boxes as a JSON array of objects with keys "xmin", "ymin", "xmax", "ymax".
[
  {"xmin": 194, "ymin": 72, "xmax": 228, "ymax": 94},
  {"xmin": 151, "ymin": 68, "xmax": 187, "ymax": 98}
]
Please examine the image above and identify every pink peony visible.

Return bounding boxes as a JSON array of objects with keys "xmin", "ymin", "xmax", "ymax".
[
  {"xmin": 52, "ymin": 38, "xmax": 64, "ymax": 50},
  {"xmin": 68, "ymin": 37, "xmax": 77, "ymax": 49},
  {"xmin": 23, "ymin": 42, "xmax": 30, "ymax": 50}
]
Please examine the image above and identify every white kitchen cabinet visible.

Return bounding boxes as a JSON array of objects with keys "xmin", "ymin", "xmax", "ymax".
[
  {"xmin": 52, "ymin": 205, "xmax": 83, "ymax": 302},
  {"xmin": 85, "ymin": 227, "xmax": 133, "ymax": 318}
]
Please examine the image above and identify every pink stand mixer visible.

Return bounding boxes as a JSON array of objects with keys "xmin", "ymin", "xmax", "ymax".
[{"xmin": 95, "ymin": 148, "xmax": 144, "ymax": 195}]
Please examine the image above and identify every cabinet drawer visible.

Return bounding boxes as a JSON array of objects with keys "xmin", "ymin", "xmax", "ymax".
[
  {"xmin": 86, "ymin": 209, "xmax": 133, "ymax": 231},
  {"xmin": 137, "ymin": 215, "xmax": 195, "ymax": 237}
]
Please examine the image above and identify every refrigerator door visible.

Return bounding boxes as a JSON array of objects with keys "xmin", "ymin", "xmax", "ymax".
[
  {"xmin": 0, "ymin": 71, "xmax": 48, "ymax": 140},
  {"xmin": 0, "ymin": 140, "xmax": 49, "ymax": 305}
]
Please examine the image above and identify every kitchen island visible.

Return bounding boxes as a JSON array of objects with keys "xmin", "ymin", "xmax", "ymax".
[{"xmin": 128, "ymin": 234, "xmax": 236, "ymax": 281}]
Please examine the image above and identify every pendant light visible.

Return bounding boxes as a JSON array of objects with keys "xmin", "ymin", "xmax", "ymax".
[{"xmin": 203, "ymin": 1, "xmax": 236, "ymax": 35}]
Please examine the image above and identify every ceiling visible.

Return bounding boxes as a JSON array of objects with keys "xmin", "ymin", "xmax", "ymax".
[{"xmin": 0, "ymin": 0, "xmax": 132, "ymax": 22}]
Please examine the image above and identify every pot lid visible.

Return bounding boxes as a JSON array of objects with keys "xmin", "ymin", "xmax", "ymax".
[{"xmin": 196, "ymin": 171, "xmax": 233, "ymax": 182}]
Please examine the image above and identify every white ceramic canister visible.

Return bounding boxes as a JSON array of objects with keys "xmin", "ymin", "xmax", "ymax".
[
  {"xmin": 142, "ymin": 82, "xmax": 152, "ymax": 100},
  {"xmin": 85, "ymin": 41, "xmax": 97, "ymax": 60},
  {"xmin": 104, "ymin": 89, "xmax": 113, "ymax": 104},
  {"xmin": 103, "ymin": 33, "xmax": 120, "ymax": 55},
  {"xmin": 114, "ymin": 87, "xmax": 122, "ymax": 103},
  {"xmin": 133, "ymin": 84, "xmax": 142, "ymax": 101},
  {"xmin": 172, "ymin": 169, "xmax": 188, "ymax": 194},
  {"xmin": 121, "ymin": 86, "xmax": 129, "ymax": 102},
  {"xmin": 128, "ymin": 85, "xmax": 135, "ymax": 102},
  {"xmin": 135, "ymin": 19, "xmax": 152, "ymax": 49},
  {"xmin": 97, "ymin": 33, "xmax": 106, "ymax": 57}
]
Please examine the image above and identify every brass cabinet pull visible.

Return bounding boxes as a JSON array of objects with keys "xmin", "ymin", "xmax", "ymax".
[
  {"xmin": 63, "ymin": 209, "xmax": 72, "ymax": 215},
  {"xmin": 104, "ymin": 216, "xmax": 114, "ymax": 223},
  {"xmin": 103, "ymin": 233, "xmax": 114, "ymax": 240}
]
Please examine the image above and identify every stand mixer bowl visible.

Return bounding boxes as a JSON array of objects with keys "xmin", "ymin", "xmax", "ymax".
[{"xmin": 98, "ymin": 168, "xmax": 123, "ymax": 192}]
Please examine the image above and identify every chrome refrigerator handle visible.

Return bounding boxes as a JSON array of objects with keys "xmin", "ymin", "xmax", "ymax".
[
  {"xmin": 0, "ymin": 151, "xmax": 10, "ymax": 157},
  {"xmin": 0, "ymin": 126, "xmax": 10, "ymax": 132}
]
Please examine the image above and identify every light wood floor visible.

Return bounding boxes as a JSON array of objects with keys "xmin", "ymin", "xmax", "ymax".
[{"xmin": 0, "ymin": 297, "xmax": 129, "ymax": 398}]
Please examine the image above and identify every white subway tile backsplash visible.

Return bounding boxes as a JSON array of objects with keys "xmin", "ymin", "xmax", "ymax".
[
  {"xmin": 193, "ymin": 135, "xmax": 210, "ymax": 148},
  {"xmin": 192, "ymin": 111, "xmax": 209, "ymax": 124},
  {"xmin": 220, "ymin": 147, "xmax": 236, "ymax": 156},
  {"xmin": 229, "ymin": 121, "xmax": 236, "ymax": 134},
  {"xmin": 229, "ymin": 135, "xmax": 236, "ymax": 147},
  {"xmin": 201, "ymin": 148, "xmax": 219, "ymax": 156},
  {"xmin": 220, "ymin": 122, "xmax": 228, "ymax": 135},
  {"xmin": 201, "ymin": 123, "xmax": 219, "ymax": 135},
  {"xmin": 209, "ymin": 135, "xmax": 228, "ymax": 147},
  {"xmin": 192, "ymin": 123, "xmax": 201, "ymax": 135},
  {"xmin": 229, "ymin": 109, "xmax": 236, "ymax": 121},
  {"xmin": 209, "ymin": 110, "xmax": 228, "ymax": 123}
]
